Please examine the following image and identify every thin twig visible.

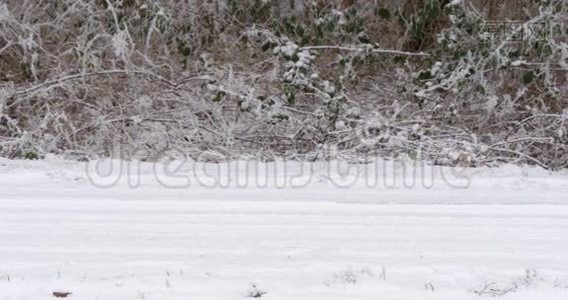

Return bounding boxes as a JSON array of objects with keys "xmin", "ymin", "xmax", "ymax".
[{"xmin": 0, "ymin": 40, "xmax": 13, "ymax": 56}]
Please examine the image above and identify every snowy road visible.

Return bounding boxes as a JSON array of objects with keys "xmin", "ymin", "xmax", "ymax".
[
  {"xmin": 1, "ymin": 159, "xmax": 568, "ymax": 299},
  {"xmin": 1, "ymin": 199, "xmax": 568, "ymax": 299}
]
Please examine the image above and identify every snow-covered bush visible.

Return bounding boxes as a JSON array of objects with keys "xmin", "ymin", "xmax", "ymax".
[{"xmin": 0, "ymin": 0, "xmax": 565, "ymax": 169}]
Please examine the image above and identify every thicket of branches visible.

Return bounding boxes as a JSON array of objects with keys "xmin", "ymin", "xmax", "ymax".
[{"xmin": 0, "ymin": 0, "xmax": 566, "ymax": 169}]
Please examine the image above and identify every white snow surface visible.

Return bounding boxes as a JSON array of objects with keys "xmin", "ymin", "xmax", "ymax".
[{"xmin": 1, "ymin": 157, "xmax": 568, "ymax": 299}]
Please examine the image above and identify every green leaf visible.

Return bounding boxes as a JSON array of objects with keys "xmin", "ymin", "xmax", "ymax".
[
  {"xmin": 213, "ymin": 91, "xmax": 226, "ymax": 102},
  {"xmin": 418, "ymin": 70, "xmax": 432, "ymax": 80},
  {"xmin": 23, "ymin": 151, "xmax": 40, "ymax": 160},
  {"xmin": 522, "ymin": 71, "xmax": 535, "ymax": 85},
  {"xmin": 261, "ymin": 42, "xmax": 271, "ymax": 52},
  {"xmin": 378, "ymin": 8, "xmax": 391, "ymax": 20}
]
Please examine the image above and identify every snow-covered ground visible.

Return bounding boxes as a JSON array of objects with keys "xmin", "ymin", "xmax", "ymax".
[{"xmin": 1, "ymin": 157, "xmax": 567, "ymax": 299}]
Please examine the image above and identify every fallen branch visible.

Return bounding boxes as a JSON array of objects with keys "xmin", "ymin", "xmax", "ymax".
[
  {"xmin": 487, "ymin": 147, "xmax": 548, "ymax": 169},
  {"xmin": 12, "ymin": 70, "xmax": 174, "ymax": 98},
  {"xmin": 300, "ymin": 45, "xmax": 430, "ymax": 57},
  {"xmin": 8, "ymin": 70, "xmax": 211, "ymax": 107}
]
